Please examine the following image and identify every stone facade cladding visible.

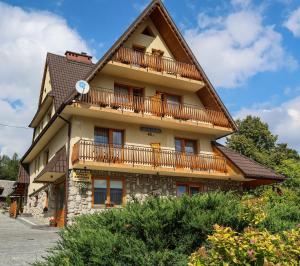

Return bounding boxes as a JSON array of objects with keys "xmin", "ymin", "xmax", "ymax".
[
  {"xmin": 66, "ymin": 170, "xmax": 243, "ymax": 224},
  {"xmin": 24, "ymin": 184, "xmax": 56, "ymax": 224},
  {"xmin": 26, "ymin": 170, "xmax": 243, "ymax": 225}
]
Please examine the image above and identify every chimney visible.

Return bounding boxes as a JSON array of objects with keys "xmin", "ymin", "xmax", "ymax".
[{"xmin": 65, "ymin": 51, "xmax": 92, "ymax": 64}]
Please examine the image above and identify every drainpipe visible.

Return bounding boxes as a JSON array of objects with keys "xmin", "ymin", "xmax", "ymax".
[{"xmin": 58, "ymin": 115, "xmax": 71, "ymax": 227}]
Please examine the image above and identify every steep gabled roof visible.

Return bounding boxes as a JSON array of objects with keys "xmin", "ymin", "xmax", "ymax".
[
  {"xmin": 18, "ymin": 164, "xmax": 30, "ymax": 184},
  {"xmin": 214, "ymin": 142, "xmax": 285, "ymax": 180},
  {"xmin": 85, "ymin": 0, "xmax": 237, "ymax": 131},
  {"xmin": 47, "ymin": 53, "xmax": 95, "ymax": 111}
]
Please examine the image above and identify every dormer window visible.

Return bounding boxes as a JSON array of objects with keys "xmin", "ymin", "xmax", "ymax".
[{"xmin": 141, "ymin": 26, "xmax": 155, "ymax": 37}]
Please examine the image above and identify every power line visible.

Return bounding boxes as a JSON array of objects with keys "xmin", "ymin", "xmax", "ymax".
[{"xmin": 0, "ymin": 123, "xmax": 31, "ymax": 129}]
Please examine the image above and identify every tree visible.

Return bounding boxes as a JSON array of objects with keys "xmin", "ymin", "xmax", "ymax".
[
  {"xmin": 226, "ymin": 116, "xmax": 300, "ymax": 177},
  {"xmin": 0, "ymin": 153, "xmax": 19, "ymax": 180}
]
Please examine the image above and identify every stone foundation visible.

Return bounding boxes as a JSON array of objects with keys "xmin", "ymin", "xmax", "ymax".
[
  {"xmin": 24, "ymin": 184, "xmax": 56, "ymax": 224},
  {"xmin": 25, "ymin": 170, "xmax": 243, "ymax": 225}
]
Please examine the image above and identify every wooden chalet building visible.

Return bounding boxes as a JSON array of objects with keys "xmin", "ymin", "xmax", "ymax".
[{"xmin": 18, "ymin": 0, "xmax": 284, "ymax": 227}]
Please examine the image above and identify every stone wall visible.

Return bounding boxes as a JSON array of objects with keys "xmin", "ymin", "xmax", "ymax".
[
  {"xmin": 126, "ymin": 175, "xmax": 177, "ymax": 201},
  {"xmin": 67, "ymin": 178, "xmax": 93, "ymax": 224},
  {"xmin": 24, "ymin": 170, "xmax": 243, "ymax": 225},
  {"xmin": 24, "ymin": 184, "xmax": 56, "ymax": 224},
  {"xmin": 66, "ymin": 170, "xmax": 243, "ymax": 224}
]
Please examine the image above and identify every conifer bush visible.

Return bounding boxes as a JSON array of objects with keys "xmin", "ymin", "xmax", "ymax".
[{"xmin": 34, "ymin": 192, "xmax": 247, "ymax": 266}]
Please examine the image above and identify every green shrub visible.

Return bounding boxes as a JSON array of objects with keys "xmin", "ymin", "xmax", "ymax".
[
  {"xmin": 34, "ymin": 192, "xmax": 247, "ymax": 266},
  {"xmin": 189, "ymin": 225, "xmax": 300, "ymax": 266}
]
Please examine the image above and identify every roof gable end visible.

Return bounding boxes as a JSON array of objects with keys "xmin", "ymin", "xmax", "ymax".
[{"xmin": 85, "ymin": 0, "xmax": 237, "ymax": 131}]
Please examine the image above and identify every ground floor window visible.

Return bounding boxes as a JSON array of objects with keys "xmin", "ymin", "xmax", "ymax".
[
  {"xmin": 93, "ymin": 177, "xmax": 125, "ymax": 207},
  {"xmin": 176, "ymin": 183, "xmax": 204, "ymax": 196}
]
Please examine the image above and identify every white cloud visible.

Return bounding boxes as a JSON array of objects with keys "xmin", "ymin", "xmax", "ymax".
[
  {"xmin": 0, "ymin": 2, "xmax": 92, "ymax": 156},
  {"xmin": 185, "ymin": 7, "xmax": 297, "ymax": 88},
  {"xmin": 231, "ymin": 0, "xmax": 251, "ymax": 8},
  {"xmin": 235, "ymin": 95, "xmax": 300, "ymax": 151},
  {"xmin": 284, "ymin": 7, "xmax": 300, "ymax": 37}
]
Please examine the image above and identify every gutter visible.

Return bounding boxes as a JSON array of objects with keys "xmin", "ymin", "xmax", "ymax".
[
  {"xmin": 20, "ymin": 94, "xmax": 75, "ymax": 165},
  {"xmin": 57, "ymin": 115, "xmax": 71, "ymax": 227}
]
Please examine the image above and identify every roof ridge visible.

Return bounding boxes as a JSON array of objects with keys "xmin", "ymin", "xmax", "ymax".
[{"xmin": 47, "ymin": 52, "xmax": 95, "ymax": 66}]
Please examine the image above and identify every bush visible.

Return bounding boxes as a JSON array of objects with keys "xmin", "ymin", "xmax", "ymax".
[
  {"xmin": 243, "ymin": 187, "xmax": 300, "ymax": 233},
  {"xmin": 189, "ymin": 225, "xmax": 300, "ymax": 266},
  {"xmin": 34, "ymin": 192, "xmax": 247, "ymax": 266}
]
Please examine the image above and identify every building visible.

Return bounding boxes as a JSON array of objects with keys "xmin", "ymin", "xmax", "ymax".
[
  {"xmin": 18, "ymin": 0, "xmax": 284, "ymax": 227},
  {"xmin": 0, "ymin": 180, "xmax": 15, "ymax": 204}
]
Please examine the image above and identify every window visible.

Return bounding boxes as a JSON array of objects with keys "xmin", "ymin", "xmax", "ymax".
[
  {"xmin": 93, "ymin": 177, "xmax": 124, "ymax": 206},
  {"xmin": 46, "ymin": 108, "xmax": 52, "ymax": 123},
  {"xmin": 176, "ymin": 183, "xmax": 204, "ymax": 196},
  {"xmin": 94, "ymin": 128, "xmax": 124, "ymax": 146},
  {"xmin": 44, "ymin": 149, "xmax": 49, "ymax": 165},
  {"xmin": 35, "ymin": 156, "xmax": 41, "ymax": 173},
  {"xmin": 164, "ymin": 94, "xmax": 181, "ymax": 105},
  {"xmin": 175, "ymin": 138, "xmax": 197, "ymax": 154},
  {"xmin": 142, "ymin": 26, "xmax": 155, "ymax": 37},
  {"xmin": 114, "ymin": 84, "xmax": 143, "ymax": 97},
  {"xmin": 152, "ymin": 49, "xmax": 164, "ymax": 57},
  {"xmin": 114, "ymin": 84, "xmax": 143, "ymax": 107},
  {"xmin": 132, "ymin": 44, "xmax": 146, "ymax": 53}
]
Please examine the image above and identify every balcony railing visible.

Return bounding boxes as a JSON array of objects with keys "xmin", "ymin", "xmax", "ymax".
[
  {"xmin": 113, "ymin": 47, "xmax": 202, "ymax": 81},
  {"xmin": 72, "ymin": 140, "xmax": 227, "ymax": 173},
  {"xmin": 78, "ymin": 88, "xmax": 231, "ymax": 128}
]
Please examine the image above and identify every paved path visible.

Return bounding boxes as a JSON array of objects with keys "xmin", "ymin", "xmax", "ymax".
[{"xmin": 0, "ymin": 213, "xmax": 59, "ymax": 266}]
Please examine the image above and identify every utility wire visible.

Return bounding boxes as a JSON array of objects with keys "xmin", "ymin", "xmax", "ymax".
[{"xmin": 0, "ymin": 123, "xmax": 31, "ymax": 129}]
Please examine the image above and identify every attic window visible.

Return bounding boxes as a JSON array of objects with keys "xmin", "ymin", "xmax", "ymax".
[{"xmin": 142, "ymin": 26, "xmax": 155, "ymax": 37}]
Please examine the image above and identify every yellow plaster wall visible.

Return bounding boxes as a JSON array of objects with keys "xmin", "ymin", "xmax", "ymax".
[
  {"xmin": 69, "ymin": 115, "xmax": 214, "ymax": 165},
  {"xmin": 124, "ymin": 18, "xmax": 174, "ymax": 59},
  {"xmin": 90, "ymin": 73, "xmax": 204, "ymax": 108},
  {"xmin": 28, "ymin": 125, "xmax": 68, "ymax": 195},
  {"xmin": 34, "ymin": 104, "xmax": 55, "ymax": 140},
  {"xmin": 41, "ymin": 67, "xmax": 52, "ymax": 102}
]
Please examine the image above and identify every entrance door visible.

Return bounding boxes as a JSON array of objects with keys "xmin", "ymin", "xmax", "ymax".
[{"xmin": 55, "ymin": 181, "xmax": 65, "ymax": 227}]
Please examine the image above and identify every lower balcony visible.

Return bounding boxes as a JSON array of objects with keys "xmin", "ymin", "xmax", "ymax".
[{"xmin": 71, "ymin": 140, "xmax": 228, "ymax": 178}]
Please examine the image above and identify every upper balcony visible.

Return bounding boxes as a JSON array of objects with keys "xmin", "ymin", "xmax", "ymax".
[
  {"xmin": 101, "ymin": 47, "xmax": 205, "ymax": 91},
  {"xmin": 69, "ymin": 88, "xmax": 233, "ymax": 136},
  {"xmin": 72, "ymin": 140, "xmax": 228, "ymax": 179}
]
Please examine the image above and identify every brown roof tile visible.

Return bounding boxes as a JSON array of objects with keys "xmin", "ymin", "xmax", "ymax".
[
  {"xmin": 18, "ymin": 164, "xmax": 30, "ymax": 184},
  {"xmin": 47, "ymin": 53, "xmax": 95, "ymax": 111},
  {"xmin": 214, "ymin": 142, "xmax": 285, "ymax": 180}
]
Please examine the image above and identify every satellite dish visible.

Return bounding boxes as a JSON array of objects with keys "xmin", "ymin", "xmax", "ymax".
[{"xmin": 75, "ymin": 80, "xmax": 90, "ymax": 94}]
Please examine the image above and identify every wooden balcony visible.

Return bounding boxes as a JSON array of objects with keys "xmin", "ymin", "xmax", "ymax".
[
  {"xmin": 78, "ymin": 88, "xmax": 231, "ymax": 128},
  {"xmin": 113, "ymin": 47, "xmax": 202, "ymax": 81},
  {"xmin": 72, "ymin": 140, "xmax": 227, "ymax": 174}
]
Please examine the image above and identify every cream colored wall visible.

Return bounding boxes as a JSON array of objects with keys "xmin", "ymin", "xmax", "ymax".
[
  {"xmin": 28, "ymin": 124, "xmax": 68, "ymax": 195},
  {"xmin": 41, "ymin": 67, "xmax": 52, "ymax": 102},
  {"xmin": 124, "ymin": 18, "xmax": 174, "ymax": 59},
  {"xmin": 90, "ymin": 73, "xmax": 204, "ymax": 108},
  {"xmin": 69, "ymin": 116, "xmax": 214, "ymax": 165},
  {"xmin": 34, "ymin": 104, "xmax": 55, "ymax": 140}
]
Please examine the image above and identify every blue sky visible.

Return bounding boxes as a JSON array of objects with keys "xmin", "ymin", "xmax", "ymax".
[{"xmin": 0, "ymin": 0, "xmax": 300, "ymax": 155}]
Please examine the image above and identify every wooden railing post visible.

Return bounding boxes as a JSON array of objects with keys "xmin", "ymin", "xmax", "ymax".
[
  {"xmin": 78, "ymin": 87, "xmax": 230, "ymax": 128},
  {"xmin": 72, "ymin": 140, "xmax": 227, "ymax": 173},
  {"xmin": 113, "ymin": 47, "xmax": 202, "ymax": 81}
]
